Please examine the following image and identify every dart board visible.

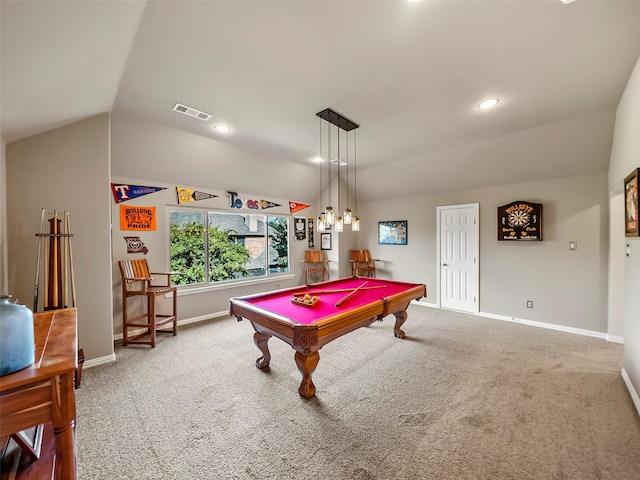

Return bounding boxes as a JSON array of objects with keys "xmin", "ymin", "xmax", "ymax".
[{"xmin": 497, "ymin": 201, "xmax": 543, "ymax": 241}]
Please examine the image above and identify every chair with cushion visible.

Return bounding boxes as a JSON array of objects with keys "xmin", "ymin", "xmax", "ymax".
[
  {"xmin": 350, "ymin": 249, "xmax": 377, "ymax": 278},
  {"xmin": 118, "ymin": 258, "xmax": 181, "ymax": 348},
  {"xmin": 303, "ymin": 250, "xmax": 329, "ymax": 284}
]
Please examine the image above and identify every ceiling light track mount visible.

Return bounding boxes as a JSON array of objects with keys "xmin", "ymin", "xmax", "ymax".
[{"xmin": 316, "ymin": 108, "xmax": 359, "ymax": 132}]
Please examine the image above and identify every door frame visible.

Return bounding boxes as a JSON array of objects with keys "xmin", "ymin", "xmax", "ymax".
[{"xmin": 436, "ymin": 202, "xmax": 480, "ymax": 314}]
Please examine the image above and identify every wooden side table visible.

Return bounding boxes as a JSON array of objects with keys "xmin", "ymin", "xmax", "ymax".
[{"xmin": 0, "ymin": 308, "xmax": 78, "ymax": 480}]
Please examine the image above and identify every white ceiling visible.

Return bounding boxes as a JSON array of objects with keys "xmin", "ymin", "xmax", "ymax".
[{"xmin": 2, "ymin": 1, "xmax": 640, "ymax": 201}]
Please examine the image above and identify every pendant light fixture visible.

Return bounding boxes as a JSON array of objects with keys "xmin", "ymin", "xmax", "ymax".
[
  {"xmin": 315, "ymin": 108, "xmax": 360, "ymax": 232},
  {"xmin": 343, "ymin": 129, "xmax": 352, "ymax": 225},
  {"xmin": 334, "ymin": 125, "xmax": 344, "ymax": 232},
  {"xmin": 351, "ymin": 129, "xmax": 360, "ymax": 231},
  {"xmin": 317, "ymin": 118, "xmax": 326, "ymax": 232}
]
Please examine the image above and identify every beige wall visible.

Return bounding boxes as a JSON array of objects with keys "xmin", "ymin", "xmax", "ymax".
[
  {"xmin": 358, "ymin": 173, "xmax": 609, "ymax": 332},
  {"xmin": 6, "ymin": 114, "xmax": 114, "ymax": 362},
  {"xmin": 109, "ymin": 175, "xmax": 305, "ymax": 335},
  {"xmin": 608, "ymin": 55, "xmax": 640, "ymax": 408}
]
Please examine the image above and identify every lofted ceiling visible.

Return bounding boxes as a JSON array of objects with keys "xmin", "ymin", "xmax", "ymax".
[{"xmin": 2, "ymin": 0, "xmax": 640, "ymax": 202}]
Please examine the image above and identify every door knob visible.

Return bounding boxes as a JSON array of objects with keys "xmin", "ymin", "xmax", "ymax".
[{"xmin": 442, "ymin": 263, "xmax": 449, "ymax": 267}]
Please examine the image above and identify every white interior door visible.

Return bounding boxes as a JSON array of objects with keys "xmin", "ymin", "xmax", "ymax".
[{"xmin": 438, "ymin": 204, "xmax": 479, "ymax": 314}]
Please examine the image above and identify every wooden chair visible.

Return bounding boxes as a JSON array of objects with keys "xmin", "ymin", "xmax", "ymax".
[
  {"xmin": 350, "ymin": 249, "xmax": 377, "ymax": 278},
  {"xmin": 118, "ymin": 259, "xmax": 181, "ymax": 348},
  {"xmin": 303, "ymin": 250, "xmax": 329, "ymax": 284}
]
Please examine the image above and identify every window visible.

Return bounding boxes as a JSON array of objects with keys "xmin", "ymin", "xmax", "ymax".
[{"xmin": 170, "ymin": 209, "xmax": 290, "ymax": 287}]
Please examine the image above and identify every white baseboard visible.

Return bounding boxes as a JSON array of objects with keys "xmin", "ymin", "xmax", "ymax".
[
  {"xmin": 112, "ymin": 310, "xmax": 230, "ymax": 342},
  {"xmin": 478, "ymin": 311, "xmax": 613, "ymax": 341},
  {"xmin": 411, "ymin": 301, "xmax": 622, "ymax": 343},
  {"xmin": 621, "ymin": 368, "xmax": 640, "ymax": 418},
  {"xmin": 412, "ymin": 299, "xmax": 438, "ymax": 309},
  {"xmin": 82, "ymin": 353, "xmax": 116, "ymax": 369},
  {"xmin": 607, "ymin": 334, "xmax": 625, "ymax": 344}
]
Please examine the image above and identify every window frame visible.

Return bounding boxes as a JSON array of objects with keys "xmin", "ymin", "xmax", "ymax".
[{"xmin": 168, "ymin": 206, "xmax": 294, "ymax": 292}]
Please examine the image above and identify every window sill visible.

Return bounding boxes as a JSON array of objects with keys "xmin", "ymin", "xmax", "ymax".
[{"xmin": 176, "ymin": 273, "xmax": 296, "ymax": 297}]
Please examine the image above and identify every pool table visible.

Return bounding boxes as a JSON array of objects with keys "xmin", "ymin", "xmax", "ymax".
[{"xmin": 229, "ymin": 276, "xmax": 426, "ymax": 398}]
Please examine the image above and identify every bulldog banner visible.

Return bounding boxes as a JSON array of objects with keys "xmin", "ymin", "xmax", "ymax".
[{"xmin": 120, "ymin": 205, "xmax": 157, "ymax": 231}]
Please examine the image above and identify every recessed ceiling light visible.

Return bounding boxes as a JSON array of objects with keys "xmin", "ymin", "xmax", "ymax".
[
  {"xmin": 478, "ymin": 98, "xmax": 499, "ymax": 110},
  {"xmin": 214, "ymin": 124, "xmax": 231, "ymax": 133},
  {"xmin": 311, "ymin": 156, "xmax": 323, "ymax": 163},
  {"xmin": 330, "ymin": 158, "xmax": 348, "ymax": 167},
  {"xmin": 560, "ymin": 0, "xmax": 576, "ymax": 4}
]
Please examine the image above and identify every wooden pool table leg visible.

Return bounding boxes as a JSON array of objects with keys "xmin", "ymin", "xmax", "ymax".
[
  {"xmin": 253, "ymin": 331, "xmax": 272, "ymax": 369},
  {"xmin": 393, "ymin": 310, "xmax": 408, "ymax": 339},
  {"xmin": 294, "ymin": 351, "xmax": 320, "ymax": 399}
]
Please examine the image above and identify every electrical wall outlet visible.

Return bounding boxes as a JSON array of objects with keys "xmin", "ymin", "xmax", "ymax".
[{"xmin": 526, "ymin": 300, "xmax": 533, "ymax": 308}]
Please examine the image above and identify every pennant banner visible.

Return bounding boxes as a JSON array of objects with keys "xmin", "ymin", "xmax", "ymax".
[
  {"xmin": 227, "ymin": 191, "xmax": 282, "ymax": 210},
  {"xmin": 120, "ymin": 205, "xmax": 157, "ymax": 231},
  {"xmin": 111, "ymin": 184, "xmax": 166, "ymax": 203},
  {"xmin": 289, "ymin": 201, "xmax": 311, "ymax": 214},
  {"xmin": 177, "ymin": 187, "xmax": 218, "ymax": 204},
  {"xmin": 260, "ymin": 200, "xmax": 281, "ymax": 210}
]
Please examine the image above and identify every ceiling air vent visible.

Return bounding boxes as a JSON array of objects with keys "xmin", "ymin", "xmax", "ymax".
[{"xmin": 172, "ymin": 102, "xmax": 211, "ymax": 121}]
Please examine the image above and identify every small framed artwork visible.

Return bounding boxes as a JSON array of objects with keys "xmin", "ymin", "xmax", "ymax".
[
  {"xmin": 378, "ymin": 220, "xmax": 408, "ymax": 245},
  {"xmin": 625, "ymin": 168, "xmax": 639, "ymax": 237},
  {"xmin": 321, "ymin": 232, "xmax": 332, "ymax": 250}
]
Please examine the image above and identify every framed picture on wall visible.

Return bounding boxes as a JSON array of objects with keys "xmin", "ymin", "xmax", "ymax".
[
  {"xmin": 321, "ymin": 233, "xmax": 332, "ymax": 250},
  {"xmin": 625, "ymin": 168, "xmax": 639, "ymax": 237},
  {"xmin": 378, "ymin": 220, "xmax": 408, "ymax": 245}
]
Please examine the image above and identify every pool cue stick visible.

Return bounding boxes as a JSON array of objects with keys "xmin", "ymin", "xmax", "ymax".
[
  {"xmin": 65, "ymin": 212, "xmax": 76, "ymax": 307},
  {"xmin": 33, "ymin": 208, "xmax": 46, "ymax": 311},
  {"xmin": 47, "ymin": 210, "xmax": 63, "ymax": 310},
  {"xmin": 42, "ymin": 213, "xmax": 50, "ymax": 310},
  {"xmin": 335, "ymin": 281, "xmax": 368, "ymax": 307},
  {"xmin": 292, "ymin": 285, "xmax": 386, "ymax": 296},
  {"xmin": 62, "ymin": 212, "xmax": 69, "ymax": 307}
]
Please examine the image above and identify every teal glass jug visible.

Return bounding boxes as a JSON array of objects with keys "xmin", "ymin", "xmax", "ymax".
[{"xmin": 0, "ymin": 295, "xmax": 35, "ymax": 376}]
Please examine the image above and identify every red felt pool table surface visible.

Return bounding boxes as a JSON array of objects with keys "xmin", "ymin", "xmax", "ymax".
[
  {"xmin": 229, "ymin": 276, "xmax": 427, "ymax": 398},
  {"xmin": 242, "ymin": 277, "xmax": 416, "ymax": 325}
]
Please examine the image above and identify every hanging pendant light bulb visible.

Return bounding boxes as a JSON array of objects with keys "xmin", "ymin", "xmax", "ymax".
[
  {"xmin": 344, "ymin": 208, "xmax": 352, "ymax": 225},
  {"xmin": 324, "ymin": 117, "xmax": 334, "ymax": 226},
  {"xmin": 334, "ymin": 124, "xmax": 343, "ymax": 232},
  {"xmin": 325, "ymin": 206, "xmax": 334, "ymax": 226},
  {"xmin": 351, "ymin": 129, "xmax": 359, "ymax": 231},
  {"xmin": 344, "ymin": 127, "xmax": 352, "ymax": 224},
  {"xmin": 317, "ymin": 117, "xmax": 325, "ymax": 233}
]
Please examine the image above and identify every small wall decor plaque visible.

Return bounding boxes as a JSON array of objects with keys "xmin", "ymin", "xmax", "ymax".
[
  {"xmin": 624, "ymin": 168, "xmax": 639, "ymax": 237},
  {"xmin": 321, "ymin": 233, "xmax": 332, "ymax": 250},
  {"xmin": 497, "ymin": 201, "xmax": 542, "ymax": 241},
  {"xmin": 295, "ymin": 217, "xmax": 306, "ymax": 240}
]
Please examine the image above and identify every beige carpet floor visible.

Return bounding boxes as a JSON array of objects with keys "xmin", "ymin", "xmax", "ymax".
[{"xmin": 76, "ymin": 306, "xmax": 640, "ymax": 479}]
